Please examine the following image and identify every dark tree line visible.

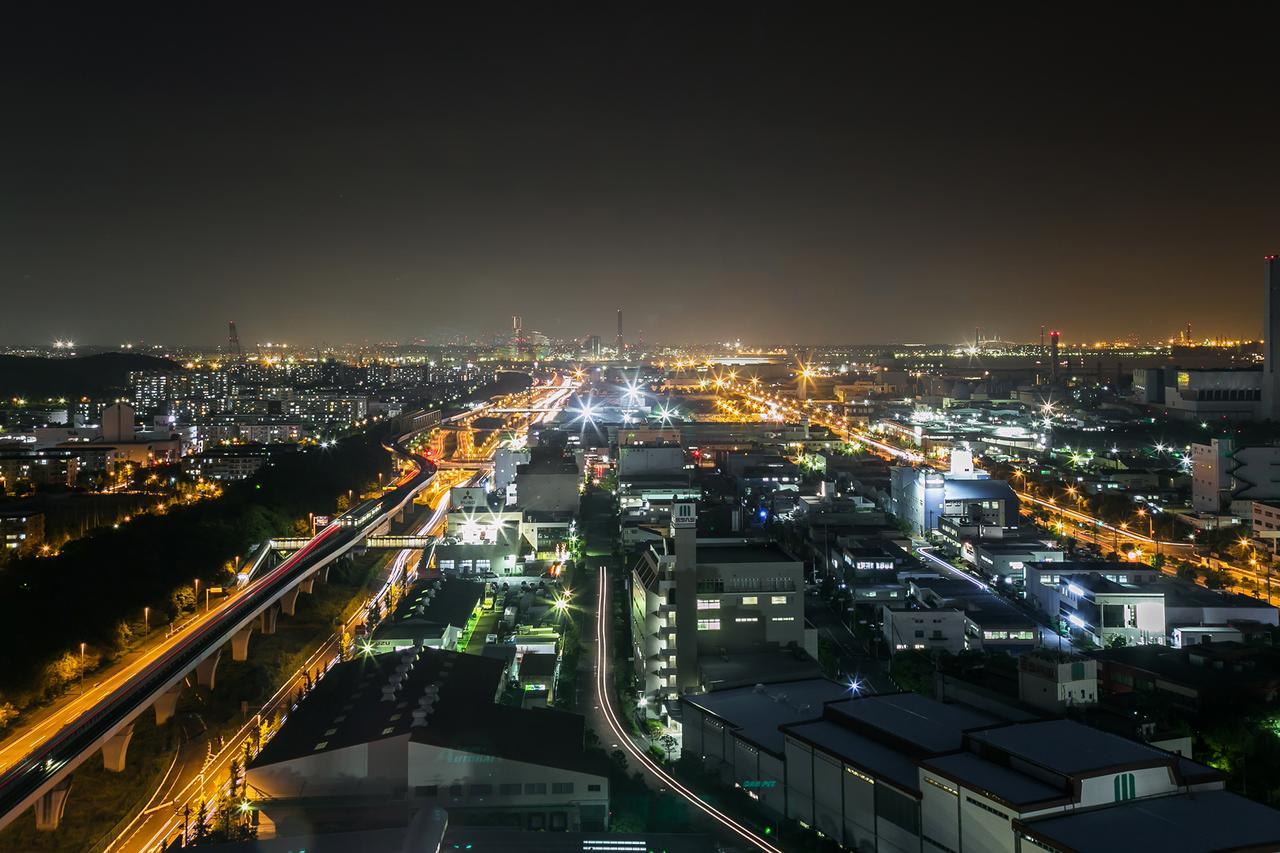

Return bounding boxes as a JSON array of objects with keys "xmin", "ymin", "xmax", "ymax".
[{"xmin": 0, "ymin": 430, "xmax": 394, "ymax": 707}]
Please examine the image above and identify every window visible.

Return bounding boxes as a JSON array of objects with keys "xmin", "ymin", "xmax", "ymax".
[
  {"xmin": 772, "ymin": 616, "xmax": 795, "ymax": 622},
  {"xmin": 966, "ymin": 796, "xmax": 1009, "ymax": 821},
  {"xmin": 741, "ymin": 595, "xmax": 758, "ymax": 605},
  {"xmin": 925, "ymin": 777, "xmax": 958, "ymax": 796},
  {"xmin": 416, "ymin": 785, "xmax": 438, "ymax": 796},
  {"xmin": 524, "ymin": 782, "xmax": 547, "ymax": 794},
  {"xmin": 696, "ymin": 598, "xmax": 719, "ymax": 610},
  {"xmin": 587, "ymin": 783, "xmax": 601, "ymax": 792},
  {"xmin": 697, "ymin": 618, "xmax": 721, "ymax": 631},
  {"xmin": 552, "ymin": 782, "xmax": 574, "ymax": 794},
  {"xmin": 470, "ymin": 783, "xmax": 493, "ymax": 796},
  {"xmin": 500, "ymin": 783, "xmax": 521, "ymax": 795},
  {"xmin": 449, "ymin": 784, "xmax": 464, "ymax": 797},
  {"xmin": 735, "ymin": 616, "xmax": 757, "ymax": 623},
  {"xmin": 770, "ymin": 595, "xmax": 788, "ymax": 605}
]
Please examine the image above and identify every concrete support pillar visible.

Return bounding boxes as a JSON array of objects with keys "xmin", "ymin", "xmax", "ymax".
[
  {"xmin": 299, "ymin": 576, "xmax": 315, "ymax": 595},
  {"xmin": 196, "ymin": 650, "xmax": 220, "ymax": 690},
  {"xmin": 231, "ymin": 624, "xmax": 254, "ymax": 662},
  {"xmin": 101, "ymin": 723, "xmax": 134, "ymax": 772},
  {"xmin": 259, "ymin": 605, "xmax": 278, "ymax": 635},
  {"xmin": 153, "ymin": 684, "xmax": 182, "ymax": 725},
  {"xmin": 281, "ymin": 586, "xmax": 301, "ymax": 616},
  {"xmin": 320, "ymin": 564, "xmax": 331, "ymax": 583},
  {"xmin": 34, "ymin": 776, "xmax": 73, "ymax": 831}
]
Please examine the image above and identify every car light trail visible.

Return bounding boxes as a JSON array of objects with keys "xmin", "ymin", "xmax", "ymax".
[{"xmin": 594, "ymin": 568, "xmax": 783, "ymax": 853}]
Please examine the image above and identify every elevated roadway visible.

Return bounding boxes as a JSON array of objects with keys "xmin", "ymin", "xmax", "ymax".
[{"xmin": 0, "ymin": 431, "xmax": 437, "ymax": 833}]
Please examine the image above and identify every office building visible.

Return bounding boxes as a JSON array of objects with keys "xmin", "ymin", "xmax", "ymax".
[{"xmin": 629, "ymin": 502, "xmax": 810, "ymax": 710}]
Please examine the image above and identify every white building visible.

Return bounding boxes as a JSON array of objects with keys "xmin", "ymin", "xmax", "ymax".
[
  {"xmin": 1016, "ymin": 649, "xmax": 1097, "ymax": 712},
  {"xmin": 773, "ymin": 692, "xmax": 1262, "ymax": 853}
]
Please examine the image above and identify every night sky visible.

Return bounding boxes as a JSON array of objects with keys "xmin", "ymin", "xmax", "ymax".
[{"xmin": 4, "ymin": 6, "xmax": 1280, "ymax": 346}]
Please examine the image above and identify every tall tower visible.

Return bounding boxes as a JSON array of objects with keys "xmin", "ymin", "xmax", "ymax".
[
  {"xmin": 615, "ymin": 309, "xmax": 624, "ymax": 357},
  {"xmin": 671, "ymin": 501, "xmax": 699, "ymax": 693},
  {"xmin": 227, "ymin": 321, "xmax": 242, "ymax": 359},
  {"xmin": 1264, "ymin": 256, "xmax": 1280, "ymax": 420},
  {"xmin": 1049, "ymin": 330, "xmax": 1061, "ymax": 384},
  {"xmin": 512, "ymin": 315, "xmax": 524, "ymax": 358}
]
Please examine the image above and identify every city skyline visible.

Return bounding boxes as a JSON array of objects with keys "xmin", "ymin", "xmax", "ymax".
[{"xmin": 5, "ymin": 6, "xmax": 1280, "ymax": 345}]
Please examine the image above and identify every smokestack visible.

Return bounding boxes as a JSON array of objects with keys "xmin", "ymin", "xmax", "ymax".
[{"xmin": 1049, "ymin": 330, "xmax": 1061, "ymax": 384}]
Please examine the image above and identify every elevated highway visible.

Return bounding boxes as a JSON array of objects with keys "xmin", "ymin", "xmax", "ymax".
[{"xmin": 0, "ymin": 430, "xmax": 437, "ymax": 833}]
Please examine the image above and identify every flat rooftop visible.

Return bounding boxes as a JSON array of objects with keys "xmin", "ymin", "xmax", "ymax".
[
  {"xmin": 922, "ymin": 751, "xmax": 1064, "ymax": 807},
  {"xmin": 696, "ymin": 541, "xmax": 796, "ymax": 565},
  {"xmin": 374, "ymin": 576, "xmax": 482, "ymax": 639},
  {"xmin": 251, "ymin": 648, "xmax": 597, "ymax": 776},
  {"xmin": 966, "ymin": 718, "xmax": 1172, "ymax": 777},
  {"xmin": 682, "ymin": 678, "xmax": 847, "ymax": 754},
  {"xmin": 1151, "ymin": 579, "xmax": 1277, "ymax": 610},
  {"xmin": 1017, "ymin": 790, "xmax": 1280, "ymax": 853},
  {"xmin": 782, "ymin": 719, "xmax": 921, "ymax": 793},
  {"xmin": 826, "ymin": 692, "xmax": 997, "ymax": 754}
]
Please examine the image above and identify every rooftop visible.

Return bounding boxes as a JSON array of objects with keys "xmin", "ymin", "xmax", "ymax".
[
  {"xmin": 1151, "ymin": 579, "xmax": 1277, "ymax": 610},
  {"xmin": 922, "ymin": 751, "xmax": 1065, "ymax": 807},
  {"xmin": 696, "ymin": 541, "xmax": 797, "ymax": 565},
  {"xmin": 825, "ymin": 692, "xmax": 997, "ymax": 754},
  {"xmin": 1017, "ymin": 790, "xmax": 1280, "ymax": 853},
  {"xmin": 943, "ymin": 479, "xmax": 1019, "ymax": 502},
  {"xmin": 372, "ymin": 576, "xmax": 483, "ymax": 640},
  {"xmin": 782, "ymin": 719, "xmax": 921, "ymax": 792},
  {"xmin": 681, "ymin": 678, "xmax": 848, "ymax": 754},
  {"xmin": 965, "ymin": 718, "xmax": 1174, "ymax": 777},
  {"xmin": 250, "ymin": 647, "xmax": 596, "ymax": 776}
]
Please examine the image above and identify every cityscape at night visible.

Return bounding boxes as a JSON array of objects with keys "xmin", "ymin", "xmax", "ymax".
[{"xmin": 5, "ymin": 6, "xmax": 1280, "ymax": 853}]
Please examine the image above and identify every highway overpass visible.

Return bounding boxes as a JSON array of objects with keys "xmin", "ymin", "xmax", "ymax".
[{"xmin": 0, "ymin": 430, "xmax": 438, "ymax": 833}]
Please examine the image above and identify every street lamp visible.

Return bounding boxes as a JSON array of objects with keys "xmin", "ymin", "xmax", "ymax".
[
  {"xmin": 144, "ymin": 606, "xmax": 150, "ymax": 636},
  {"xmin": 79, "ymin": 642, "xmax": 86, "ymax": 693}
]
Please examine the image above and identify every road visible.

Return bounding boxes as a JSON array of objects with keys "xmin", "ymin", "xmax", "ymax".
[
  {"xmin": 0, "ymin": 431, "xmax": 436, "ymax": 833},
  {"xmin": 803, "ymin": 595, "xmax": 895, "ymax": 694},
  {"xmin": 592, "ymin": 566, "xmax": 784, "ymax": 853},
  {"xmin": 107, "ymin": 380, "xmax": 572, "ymax": 851}
]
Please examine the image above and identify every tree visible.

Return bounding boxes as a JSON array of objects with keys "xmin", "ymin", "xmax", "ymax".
[
  {"xmin": 0, "ymin": 701, "xmax": 17, "ymax": 729},
  {"xmin": 889, "ymin": 649, "xmax": 940, "ymax": 696}
]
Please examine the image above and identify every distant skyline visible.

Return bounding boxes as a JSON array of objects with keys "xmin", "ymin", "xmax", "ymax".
[{"xmin": 4, "ymin": 7, "xmax": 1280, "ymax": 345}]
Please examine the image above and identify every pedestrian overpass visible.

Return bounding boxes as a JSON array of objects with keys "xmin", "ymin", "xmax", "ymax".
[{"xmin": 269, "ymin": 534, "xmax": 437, "ymax": 551}]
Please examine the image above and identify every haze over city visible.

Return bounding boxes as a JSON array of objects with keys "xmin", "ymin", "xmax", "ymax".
[{"xmin": 6, "ymin": 6, "xmax": 1280, "ymax": 345}]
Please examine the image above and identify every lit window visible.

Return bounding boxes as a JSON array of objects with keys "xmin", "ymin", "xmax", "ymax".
[
  {"xmin": 696, "ymin": 598, "xmax": 719, "ymax": 610},
  {"xmin": 735, "ymin": 616, "xmax": 757, "ymax": 623},
  {"xmin": 772, "ymin": 616, "xmax": 796, "ymax": 622},
  {"xmin": 697, "ymin": 618, "xmax": 721, "ymax": 631},
  {"xmin": 742, "ymin": 595, "xmax": 758, "ymax": 605},
  {"xmin": 770, "ymin": 595, "xmax": 788, "ymax": 605}
]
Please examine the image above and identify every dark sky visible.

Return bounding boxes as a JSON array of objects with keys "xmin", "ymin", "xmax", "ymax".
[{"xmin": 4, "ymin": 6, "xmax": 1280, "ymax": 346}]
